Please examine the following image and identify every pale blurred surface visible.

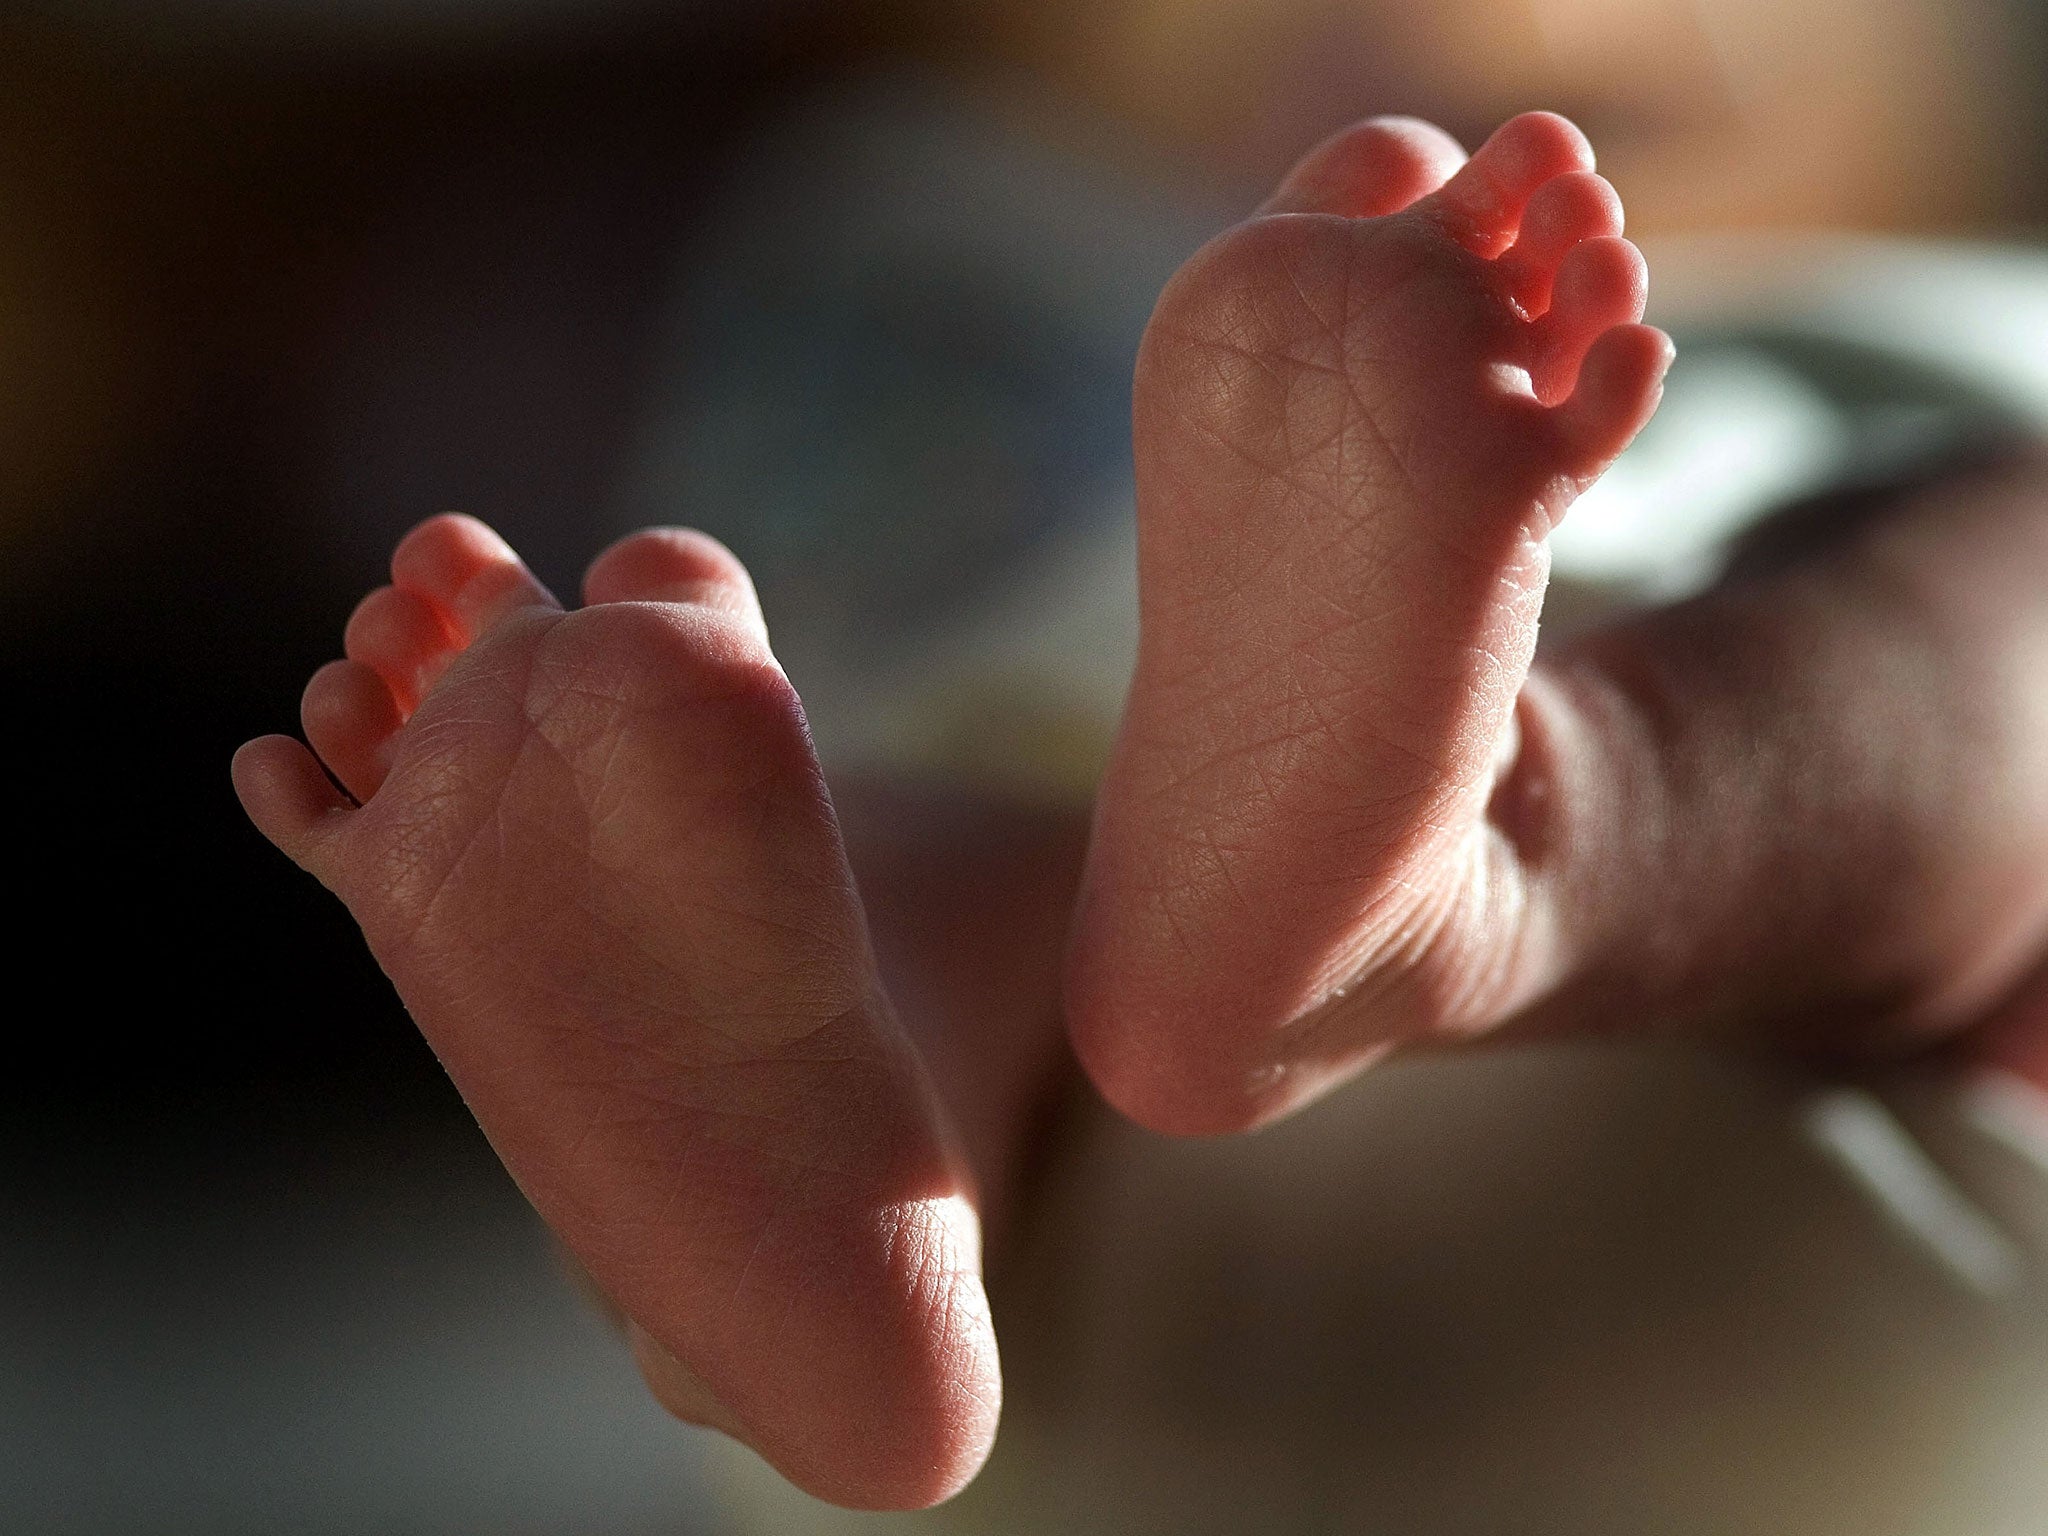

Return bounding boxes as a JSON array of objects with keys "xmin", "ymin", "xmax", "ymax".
[{"xmin": 715, "ymin": 1051, "xmax": 2048, "ymax": 1536}]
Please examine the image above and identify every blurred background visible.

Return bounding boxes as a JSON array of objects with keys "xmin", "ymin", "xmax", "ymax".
[{"xmin": 6, "ymin": 0, "xmax": 2048, "ymax": 1531}]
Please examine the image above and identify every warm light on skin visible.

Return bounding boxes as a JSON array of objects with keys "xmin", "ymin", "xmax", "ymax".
[
  {"xmin": 1064, "ymin": 111, "xmax": 1670, "ymax": 1136},
  {"xmin": 237, "ymin": 511, "xmax": 1011, "ymax": 1512},
  {"xmin": 627, "ymin": 1193, "xmax": 999, "ymax": 1504}
]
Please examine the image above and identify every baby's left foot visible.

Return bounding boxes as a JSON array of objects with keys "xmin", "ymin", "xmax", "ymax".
[
  {"xmin": 234, "ymin": 516, "xmax": 997, "ymax": 1508},
  {"xmin": 1070, "ymin": 114, "xmax": 1671, "ymax": 1133}
]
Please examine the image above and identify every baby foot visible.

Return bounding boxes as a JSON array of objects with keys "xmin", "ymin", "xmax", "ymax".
[
  {"xmin": 1069, "ymin": 114, "xmax": 1673, "ymax": 1134},
  {"xmin": 233, "ymin": 516, "xmax": 998, "ymax": 1508}
]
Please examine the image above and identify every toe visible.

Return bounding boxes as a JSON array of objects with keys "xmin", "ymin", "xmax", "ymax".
[
  {"xmin": 1260, "ymin": 115, "xmax": 1467, "ymax": 218},
  {"xmin": 581, "ymin": 527, "xmax": 767, "ymax": 638},
  {"xmin": 1552, "ymin": 322, "xmax": 1674, "ymax": 468},
  {"xmin": 1496, "ymin": 170, "xmax": 1624, "ymax": 316},
  {"xmin": 1422, "ymin": 110, "xmax": 1595, "ymax": 255},
  {"xmin": 391, "ymin": 512, "xmax": 558, "ymax": 645},
  {"xmin": 1528, "ymin": 235, "xmax": 1649, "ymax": 405},
  {"xmin": 302, "ymin": 658, "xmax": 404, "ymax": 802},
  {"xmin": 343, "ymin": 584, "xmax": 458, "ymax": 713},
  {"xmin": 231, "ymin": 734, "xmax": 352, "ymax": 879}
]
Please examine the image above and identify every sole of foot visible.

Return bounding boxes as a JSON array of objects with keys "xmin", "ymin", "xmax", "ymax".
[
  {"xmin": 234, "ymin": 514, "xmax": 998, "ymax": 1508},
  {"xmin": 1069, "ymin": 113, "xmax": 1673, "ymax": 1135}
]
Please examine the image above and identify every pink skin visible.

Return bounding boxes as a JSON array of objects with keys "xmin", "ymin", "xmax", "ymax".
[
  {"xmin": 1070, "ymin": 113, "xmax": 2048, "ymax": 1135},
  {"xmin": 235, "ymin": 111, "xmax": 2048, "ymax": 1509},
  {"xmin": 234, "ymin": 516, "xmax": 999, "ymax": 1511},
  {"xmin": 1069, "ymin": 113, "xmax": 1672, "ymax": 1132}
]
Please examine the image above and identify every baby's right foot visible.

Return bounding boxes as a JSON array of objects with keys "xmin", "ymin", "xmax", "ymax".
[
  {"xmin": 233, "ymin": 516, "xmax": 997, "ymax": 1509},
  {"xmin": 1071, "ymin": 114, "xmax": 1672, "ymax": 1133}
]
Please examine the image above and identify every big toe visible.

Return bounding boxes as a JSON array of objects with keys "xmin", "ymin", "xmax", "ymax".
[
  {"xmin": 582, "ymin": 526, "xmax": 767, "ymax": 636},
  {"xmin": 1260, "ymin": 115, "xmax": 1467, "ymax": 218}
]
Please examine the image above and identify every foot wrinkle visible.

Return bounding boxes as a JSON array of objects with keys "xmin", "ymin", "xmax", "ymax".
[
  {"xmin": 493, "ymin": 682, "xmax": 776, "ymax": 936},
  {"xmin": 1146, "ymin": 725, "xmax": 1451, "ymax": 838},
  {"xmin": 397, "ymin": 725, "xmax": 848, "ymax": 1085},
  {"xmin": 1163, "ymin": 329, "xmax": 1351, "ymax": 442},
  {"xmin": 1167, "ymin": 356, "xmax": 1469, "ymax": 543},
  {"xmin": 568, "ymin": 1001, "xmax": 887, "ymax": 1092},
  {"xmin": 1311, "ymin": 337, "xmax": 1466, "ymax": 532},
  {"xmin": 1168, "ymin": 327, "xmax": 1414, "ymax": 408},
  {"xmin": 1172, "ymin": 407, "xmax": 1406, "ymax": 538},
  {"xmin": 720, "ymin": 1173, "xmax": 803, "ymax": 1320},
  {"xmin": 580, "ymin": 1103, "xmax": 879, "ymax": 1264},
  {"xmin": 1281, "ymin": 247, "xmax": 1350, "ymax": 345},
  {"xmin": 1281, "ymin": 921, "xmax": 1456, "ymax": 1058},
  {"xmin": 396, "ymin": 784, "xmax": 523, "ymax": 952}
]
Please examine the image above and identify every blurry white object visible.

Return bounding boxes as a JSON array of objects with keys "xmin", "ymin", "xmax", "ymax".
[
  {"xmin": 1551, "ymin": 234, "xmax": 2048, "ymax": 594},
  {"xmin": 1803, "ymin": 1087, "xmax": 2026, "ymax": 1297},
  {"xmin": 1551, "ymin": 347, "xmax": 1850, "ymax": 594},
  {"xmin": 1651, "ymin": 234, "xmax": 2048, "ymax": 425}
]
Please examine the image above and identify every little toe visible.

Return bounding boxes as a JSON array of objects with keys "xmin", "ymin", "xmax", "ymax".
[
  {"xmin": 1260, "ymin": 116, "xmax": 1467, "ymax": 218},
  {"xmin": 1423, "ymin": 110, "xmax": 1595, "ymax": 255},
  {"xmin": 343, "ymin": 584, "xmax": 459, "ymax": 714},
  {"xmin": 1528, "ymin": 234, "xmax": 1649, "ymax": 404},
  {"xmin": 582, "ymin": 527, "xmax": 767, "ymax": 637},
  {"xmin": 1553, "ymin": 322, "xmax": 1675, "ymax": 466},
  {"xmin": 391, "ymin": 512, "xmax": 559, "ymax": 645},
  {"xmin": 231, "ymin": 734, "xmax": 352, "ymax": 878},
  {"xmin": 301, "ymin": 658, "xmax": 404, "ymax": 802},
  {"xmin": 1497, "ymin": 170, "xmax": 1624, "ymax": 316}
]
